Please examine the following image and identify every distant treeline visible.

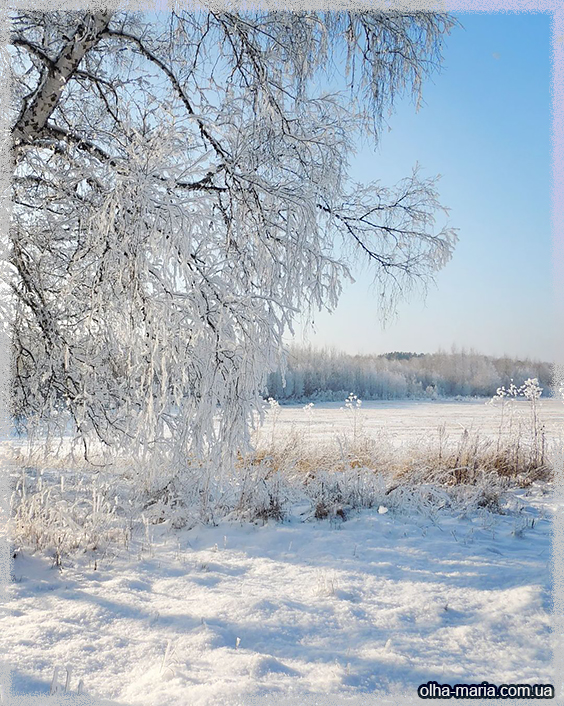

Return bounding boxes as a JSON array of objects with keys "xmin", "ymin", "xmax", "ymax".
[{"xmin": 265, "ymin": 347, "xmax": 553, "ymax": 401}]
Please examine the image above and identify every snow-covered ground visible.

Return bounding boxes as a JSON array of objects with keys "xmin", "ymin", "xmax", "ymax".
[
  {"xmin": 2, "ymin": 484, "xmax": 557, "ymax": 704},
  {"xmin": 2, "ymin": 399, "xmax": 561, "ymax": 704},
  {"xmin": 256, "ymin": 398, "xmax": 564, "ymax": 447}
]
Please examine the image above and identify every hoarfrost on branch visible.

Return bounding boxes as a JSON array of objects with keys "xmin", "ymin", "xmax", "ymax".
[{"xmin": 8, "ymin": 10, "xmax": 458, "ymax": 467}]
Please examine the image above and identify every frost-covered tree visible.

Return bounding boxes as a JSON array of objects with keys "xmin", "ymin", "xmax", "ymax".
[
  {"xmin": 8, "ymin": 10, "xmax": 458, "ymax": 465},
  {"xmin": 266, "ymin": 346, "xmax": 552, "ymax": 402}
]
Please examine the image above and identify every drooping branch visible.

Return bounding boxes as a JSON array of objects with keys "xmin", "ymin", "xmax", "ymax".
[{"xmin": 8, "ymin": 10, "xmax": 458, "ymax": 462}]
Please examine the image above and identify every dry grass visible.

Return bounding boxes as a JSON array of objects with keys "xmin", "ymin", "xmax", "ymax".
[
  {"xmin": 235, "ymin": 402, "xmax": 553, "ymax": 521},
  {"xmin": 10, "ymin": 467, "xmax": 133, "ymax": 565},
  {"xmin": 8, "ymin": 394, "xmax": 555, "ymax": 559},
  {"xmin": 244, "ymin": 423, "xmax": 552, "ymax": 489}
]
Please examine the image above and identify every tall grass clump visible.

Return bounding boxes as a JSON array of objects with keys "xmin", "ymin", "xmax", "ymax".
[
  {"xmin": 10, "ymin": 465, "xmax": 133, "ymax": 566},
  {"xmin": 486, "ymin": 378, "xmax": 549, "ymax": 481},
  {"xmin": 243, "ymin": 381, "xmax": 552, "ymax": 519}
]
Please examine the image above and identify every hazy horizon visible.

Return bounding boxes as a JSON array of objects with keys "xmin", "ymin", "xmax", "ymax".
[{"xmin": 285, "ymin": 338, "xmax": 554, "ymax": 365}]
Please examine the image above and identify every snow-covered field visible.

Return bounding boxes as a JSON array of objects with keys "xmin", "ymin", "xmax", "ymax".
[
  {"xmin": 256, "ymin": 398, "xmax": 564, "ymax": 447},
  {"xmin": 2, "ymin": 400, "xmax": 562, "ymax": 705},
  {"xmin": 2, "ymin": 486, "xmax": 557, "ymax": 705}
]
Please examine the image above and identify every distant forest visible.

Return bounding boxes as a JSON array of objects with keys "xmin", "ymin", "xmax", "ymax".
[{"xmin": 265, "ymin": 347, "xmax": 553, "ymax": 402}]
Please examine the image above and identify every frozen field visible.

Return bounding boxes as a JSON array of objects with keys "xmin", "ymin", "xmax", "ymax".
[
  {"xmin": 2, "ymin": 483, "xmax": 557, "ymax": 705},
  {"xmin": 255, "ymin": 398, "xmax": 564, "ymax": 448},
  {"xmin": 2, "ymin": 398, "xmax": 562, "ymax": 705}
]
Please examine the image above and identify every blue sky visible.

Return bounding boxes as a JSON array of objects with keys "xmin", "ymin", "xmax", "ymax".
[{"xmin": 290, "ymin": 12, "xmax": 554, "ymax": 362}]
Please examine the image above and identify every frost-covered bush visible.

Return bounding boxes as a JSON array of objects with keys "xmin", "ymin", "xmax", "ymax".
[
  {"xmin": 10, "ymin": 466, "xmax": 133, "ymax": 564},
  {"xmin": 488, "ymin": 378, "xmax": 547, "ymax": 473}
]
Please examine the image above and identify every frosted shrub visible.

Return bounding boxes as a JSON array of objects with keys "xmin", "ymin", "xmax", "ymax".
[
  {"xmin": 303, "ymin": 402, "xmax": 315, "ymax": 434},
  {"xmin": 229, "ymin": 462, "xmax": 295, "ymax": 523},
  {"xmin": 384, "ymin": 469, "xmax": 508, "ymax": 518},
  {"xmin": 488, "ymin": 377, "xmax": 547, "ymax": 475},
  {"xmin": 11, "ymin": 466, "xmax": 133, "ymax": 563},
  {"xmin": 341, "ymin": 394, "xmax": 364, "ymax": 448},
  {"xmin": 307, "ymin": 472, "xmax": 345, "ymax": 520},
  {"xmin": 142, "ymin": 476, "xmax": 193, "ymax": 529},
  {"xmin": 306, "ymin": 466, "xmax": 388, "ymax": 520}
]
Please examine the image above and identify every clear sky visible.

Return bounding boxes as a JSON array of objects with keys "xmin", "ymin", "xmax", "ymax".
[{"xmin": 289, "ymin": 12, "xmax": 554, "ymax": 363}]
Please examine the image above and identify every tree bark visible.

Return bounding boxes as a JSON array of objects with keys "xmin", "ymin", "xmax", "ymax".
[{"xmin": 12, "ymin": 11, "xmax": 113, "ymax": 150}]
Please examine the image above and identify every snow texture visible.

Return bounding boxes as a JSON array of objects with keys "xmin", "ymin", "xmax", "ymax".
[{"xmin": 2, "ymin": 482, "xmax": 555, "ymax": 705}]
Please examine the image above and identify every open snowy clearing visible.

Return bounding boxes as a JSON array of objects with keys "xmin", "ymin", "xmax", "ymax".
[
  {"xmin": 7, "ymin": 398, "xmax": 563, "ymax": 460},
  {"xmin": 3, "ymin": 482, "xmax": 556, "ymax": 705},
  {"xmin": 255, "ymin": 398, "xmax": 564, "ymax": 447},
  {"xmin": 3, "ymin": 399, "xmax": 561, "ymax": 704}
]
